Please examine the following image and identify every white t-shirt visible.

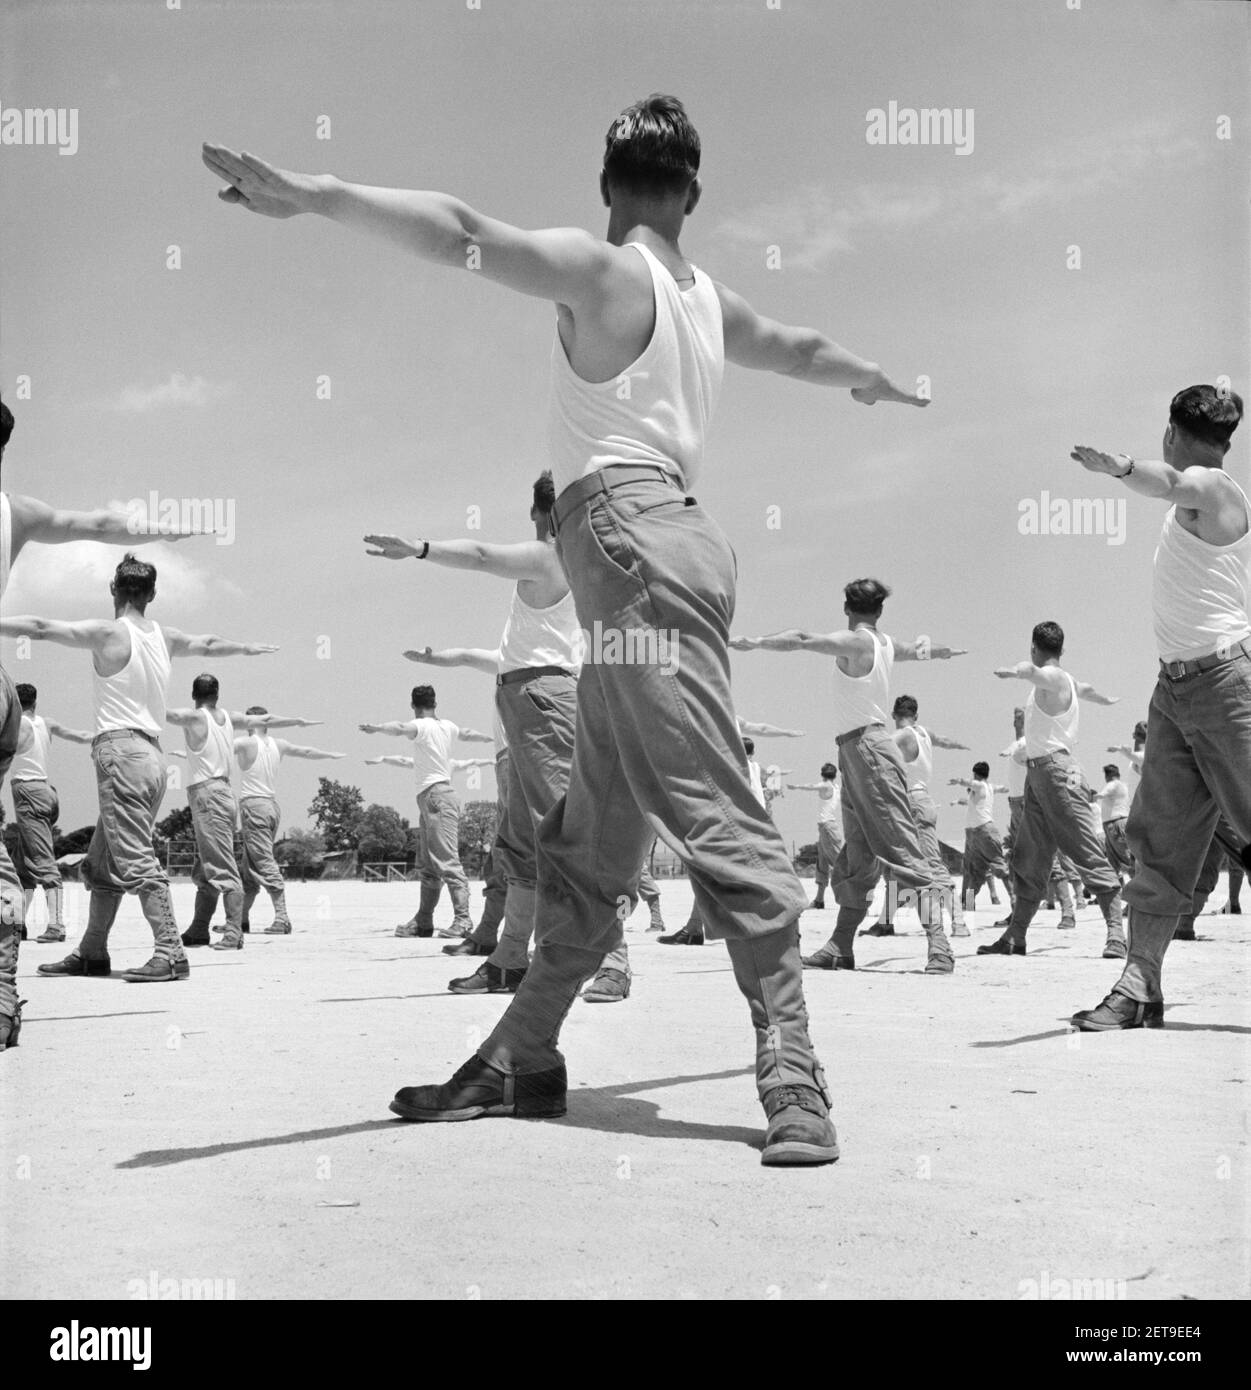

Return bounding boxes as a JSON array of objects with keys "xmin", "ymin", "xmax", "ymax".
[
  {"xmin": 1097, "ymin": 778, "xmax": 1130, "ymax": 822},
  {"xmin": 965, "ymin": 780, "xmax": 995, "ymax": 829},
  {"xmin": 411, "ymin": 717, "xmax": 458, "ymax": 794}
]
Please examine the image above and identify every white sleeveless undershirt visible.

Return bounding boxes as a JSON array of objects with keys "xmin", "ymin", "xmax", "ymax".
[
  {"xmin": 93, "ymin": 616, "xmax": 170, "ymax": 736},
  {"xmin": 546, "ymin": 241, "xmax": 724, "ymax": 495},
  {"xmin": 11, "ymin": 713, "xmax": 50, "ymax": 781},
  {"xmin": 411, "ymin": 717, "xmax": 458, "ymax": 795},
  {"xmin": 185, "ymin": 707, "xmax": 234, "ymax": 786},
  {"xmin": 1152, "ymin": 475, "xmax": 1251, "ymax": 661},
  {"xmin": 1005, "ymin": 737, "xmax": 1028, "ymax": 797},
  {"xmin": 1025, "ymin": 670, "xmax": 1079, "ymax": 758},
  {"xmin": 498, "ymin": 586, "xmax": 584, "ymax": 674},
  {"xmin": 830, "ymin": 630, "xmax": 894, "ymax": 737},
  {"xmin": 908, "ymin": 724, "xmax": 934, "ymax": 791},
  {"xmin": 240, "ymin": 730, "xmax": 281, "ymax": 799}
]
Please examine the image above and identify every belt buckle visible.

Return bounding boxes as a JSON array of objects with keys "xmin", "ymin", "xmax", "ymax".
[{"xmin": 1163, "ymin": 659, "xmax": 1187, "ymax": 680}]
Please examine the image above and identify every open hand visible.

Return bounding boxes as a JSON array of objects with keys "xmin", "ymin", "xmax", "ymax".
[
  {"xmin": 202, "ymin": 144, "xmax": 320, "ymax": 219},
  {"xmin": 365, "ymin": 534, "xmax": 422, "ymax": 560},
  {"xmin": 851, "ymin": 373, "xmax": 930, "ymax": 408},
  {"xmin": 1071, "ymin": 445, "xmax": 1130, "ymax": 477}
]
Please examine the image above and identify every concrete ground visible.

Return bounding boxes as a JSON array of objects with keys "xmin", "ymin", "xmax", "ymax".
[{"xmin": 2, "ymin": 876, "xmax": 1246, "ymax": 1300}]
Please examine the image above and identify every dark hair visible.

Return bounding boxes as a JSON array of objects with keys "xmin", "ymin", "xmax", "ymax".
[
  {"xmin": 411, "ymin": 685, "xmax": 436, "ymax": 711},
  {"xmin": 603, "ymin": 94, "xmax": 700, "ymax": 197},
  {"xmin": 1031, "ymin": 620, "xmax": 1064, "ymax": 657},
  {"xmin": 113, "ymin": 553, "xmax": 157, "ymax": 604},
  {"xmin": 191, "ymin": 673, "xmax": 219, "ymax": 702},
  {"xmin": 893, "ymin": 694, "xmax": 918, "ymax": 719},
  {"xmin": 532, "ymin": 470, "xmax": 556, "ymax": 517},
  {"xmin": 246, "ymin": 705, "xmax": 268, "ymax": 716},
  {"xmin": 820, "ymin": 762, "xmax": 837, "ymax": 780},
  {"xmin": 0, "ymin": 397, "xmax": 13, "ymax": 456},
  {"xmin": 1132, "ymin": 719, "xmax": 1148, "ymax": 742},
  {"xmin": 1103, "ymin": 764, "xmax": 1120, "ymax": 777},
  {"xmin": 742, "ymin": 736, "xmax": 755, "ymax": 756},
  {"xmin": 1013, "ymin": 706, "xmax": 1025, "ymax": 720},
  {"xmin": 1169, "ymin": 384, "xmax": 1243, "ymax": 451},
  {"xmin": 844, "ymin": 577, "xmax": 891, "ymax": 616},
  {"xmin": 15, "ymin": 682, "xmax": 36, "ymax": 709},
  {"xmin": 972, "ymin": 761, "xmax": 990, "ymax": 779}
]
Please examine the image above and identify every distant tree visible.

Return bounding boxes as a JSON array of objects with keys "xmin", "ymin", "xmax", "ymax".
[
  {"xmin": 458, "ymin": 800, "xmax": 498, "ymax": 878},
  {"xmin": 156, "ymin": 805, "xmax": 194, "ymax": 845},
  {"xmin": 277, "ymin": 827, "xmax": 327, "ymax": 877},
  {"xmin": 357, "ymin": 804, "xmax": 410, "ymax": 863},
  {"xmin": 54, "ymin": 825, "xmax": 95, "ymax": 857},
  {"xmin": 793, "ymin": 841, "xmax": 818, "ymax": 870},
  {"xmin": 309, "ymin": 778, "xmax": 365, "ymax": 852}
]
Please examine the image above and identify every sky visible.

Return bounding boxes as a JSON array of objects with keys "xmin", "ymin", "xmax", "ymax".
[{"xmin": 1, "ymin": 0, "xmax": 1248, "ymax": 854}]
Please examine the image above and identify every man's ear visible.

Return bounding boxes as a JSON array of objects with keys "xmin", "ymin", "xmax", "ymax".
[{"xmin": 685, "ymin": 178, "xmax": 701, "ymax": 217}]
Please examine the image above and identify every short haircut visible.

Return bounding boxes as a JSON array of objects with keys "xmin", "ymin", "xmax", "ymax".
[
  {"xmin": 191, "ymin": 673, "xmax": 219, "ymax": 702},
  {"xmin": 742, "ymin": 736, "xmax": 755, "ymax": 755},
  {"xmin": 972, "ymin": 761, "xmax": 990, "ymax": 779},
  {"xmin": 1013, "ymin": 706, "xmax": 1025, "ymax": 720},
  {"xmin": 15, "ymin": 683, "xmax": 36, "ymax": 709},
  {"xmin": 411, "ymin": 684, "xmax": 437, "ymax": 711},
  {"xmin": 1031, "ymin": 620, "xmax": 1064, "ymax": 657},
  {"xmin": 893, "ymin": 694, "xmax": 918, "ymax": 719},
  {"xmin": 1103, "ymin": 764, "xmax": 1120, "ymax": 777},
  {"xmin": 844, "ymin": 577, "xmax": 891, "ymax": 616},
  {"xmin": 1132, "ymin": 719, "xmax": 1148, "ymax": 742},
  {"xmin": 246, "ymin": 705, "xmax": 268, "ymax": 716},
  {"xmin": 1169, "ymin": 384, "xmax": 1243, "ymax": 451},
  {"xmin": 820, "ymin": 762, "xmax": 837, "ymax": 780},
  {"xmin": 603, "ymin": 93, "xmax": 700, "ymax": 197},
  {"xmin": 113, "ymin": 553, "xmax": 157, "ymax": 604},
  {"xmin": 0, "ymin": 397, "xmax": 13, "ymax": 455},
  {"xmin": 532, "ymin": 470, "xmax": 556, "ymax": 516}
]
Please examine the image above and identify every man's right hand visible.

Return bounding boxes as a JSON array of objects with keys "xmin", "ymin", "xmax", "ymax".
[{"xmin": 202, "ymin": 145, "xmax": 324, "ymax": 219}]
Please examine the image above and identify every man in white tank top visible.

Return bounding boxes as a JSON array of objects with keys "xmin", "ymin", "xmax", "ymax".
[
  {"xmin": 360, "ymin": 686, "xmax": 493, "ymax": 940},
  {"xmin": 1070, "ymin": 386, "xmax": 1251, "ymax": 1029},
  {"xmin": 881, "ymin": 695, "xmax": 968, "ymax": 938},
  {"xmin": 733, "ymin": 578, "xmax": 967, "ymax": 974},
  {"xmin": 228, "ymin": 709, "xmax": 344, "ymax": 937},
  {"xmin": 10, "ymin": 683, "xmax": 92, "ymax": 943},
  {"xmin": 207, "ymin": 97, "xmax": 927, "ymax": 1162},
  {"xmin": 1095, "ymin": 764, "xmax": 1135, "ymax": 884},
  {"xmin": 0, "ymin": 400, "xmax": 210, "ymax": 1047},
  {"xmin": 3, "ymin": 554, "xmax": 278, "ymax": 985},
  {"xmin": 949, "ymin": 762, "xmax": 1014, "ymax": 914},
  {"xmin": 787, "ymin": 764, "xmax": 844, "ymax": 911},
  {"xmin": 979, "ymin": 621, "xmax": 1125, "ymax": 961}
]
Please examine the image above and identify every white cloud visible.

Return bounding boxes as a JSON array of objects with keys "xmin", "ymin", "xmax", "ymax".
[
  {"xmin": 3, "ymin": 540, "xmax": 241, "ymax": 617},
  {"xmin": 111, "ymin": 373, "xmax": 235, "ymax": 415}
]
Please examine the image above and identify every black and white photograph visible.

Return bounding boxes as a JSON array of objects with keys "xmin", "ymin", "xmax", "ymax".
[{"xmin": 1, "ymin": 0, "xmax": 1247, "ymax": 1337}]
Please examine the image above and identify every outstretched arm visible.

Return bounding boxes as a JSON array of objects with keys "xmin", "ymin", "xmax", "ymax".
[
  {"xmin": 457, "ymin": 728, "xmax": 494, "ymax": 744},
  {"xmin": 731, "ymin": 629, "xmax": 868, "ymax": 658},
  {"xmin": 46, "ymin": 719, "xmax": 94, "ymax": 745},
  {"xmin": 7, "ymin": 495, "xmax": 207, "ymax": 559},
  {"xmin": 948, "ymin": 777, "xmax": 975, "ymax": 790},
  {"xmin": 365, "ymin": 535, "xmax": 558, "ymax": 583},
  {"xmin": 365, "ymin": 755, "xmax": 413, "ymax": 768},
  {"xmin": 274, "ymin": 741, "xmax": 345, "ymax": 760},
  {"xmin": 737, "ymin": 717, "xmax": 805, "ymax": 738},
  {"xmin": 714, "ymin": 283, "xmax": 928, "ymax": 407},
  {"xmin": 164, "ymin": 629, "xmax": 279, "ymax": 658},
  {"xmin": 785, "ymin": 782, "xmax": 824, "ymax": 792},
  {"xmin": 451, "ymin": 756, "xmax": 495, "ymax": 771},
  {"xmin": 930, "ymin": 732, "xmax": 970, "ymax": 750},
  {"xmin": 992, "ymin": 662, "xmax": 1076, "ymax": 696},
  {"xmin": 403, "ymin": 646, "xmax": 502, "ymax": 674},
  {"xmin": 894, "ymin": 638, "xmax": 968, "ymax": 662},
  {"xmin": 201, "ymin": 146, "xmax": 616, "ymax": 307},
  {"xmin": 1075, "ymin": 680, "xmax": 1120, "ymax": 706},
  {"xmin": 1072, "ymin": 447, "xmax": 1246, "ymax": 517},
  {"xmin": 0, "ymin": 616, "xmax": 113, "ymax": 653},
  {"xmin": 226, "ymin": 711, "xmax": 322, "ymax": 729},
  {"xmin": 358, "ymin": 720, "xmax": 418, "ymax": 738}
]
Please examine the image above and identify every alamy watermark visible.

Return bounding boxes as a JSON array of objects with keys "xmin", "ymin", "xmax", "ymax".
[
  {"xmin": 866, "ymin": 101, "xmax": 974, "ymax": 156},
  {"xmin": 579, "ymin": 621, "xmax": 679, "ymax": 675},
  {"xmin": 1018, "ymin": 492, "xmax": 1126, "ymax": 546},
  {"xmin": 124, "ymin": 491, "xmax": 235, "ymax": 545},
  {"xmin": 1, "ymin": 101, "xmax": 78, "ymax": 156}
]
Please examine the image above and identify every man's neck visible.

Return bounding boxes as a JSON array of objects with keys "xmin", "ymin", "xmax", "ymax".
[
  {"xmin": 605, "ymin": 211, "xmax": 684, "ymax": 252},
  {"xmin": 114, "ymin": 603, "xmax": 147, "ymax": 620}
]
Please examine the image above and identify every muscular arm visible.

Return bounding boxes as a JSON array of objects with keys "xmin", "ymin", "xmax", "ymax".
[
  {"xmin": 364, "ymin": 534, "xmax": 559, "ymax": 581},
  {"xmin": 7, "ymin": 495, "xmax": 205, "ymax": 558},
  {"xmin": 358, "ymin": 721, "xmax": 417, "ymax": 738},
  {"xmin": 457, "ymin": 728, "xmax": 494, "ymax": 744},
  {"xmin": 0, "ymin": 615, "xmax": 113, "ymax": 653},
  {"xmin": 894, "ymin": 638, "xmax": 968, "ymax": 662},
  {"xmin": 992, "ymin": 662, "xmax": 1073, "ymax": 695},
  {"xmin": 714, "ymin": 283, "xmax": 928, "ymax": 406},
  {"xmin": 451, "ymin": 756, "xmax": 494, "ymax": 771},
  {"xmin": 365, "ymin": 755, "xmax": 413, "ymax": 768},
  {"xmin": 930, "ymin": 732, "xmax": 970, "ymax": 750},
  {"xmin": 46, "ymin": 719, "xmax": 94, "ymax": 745},
  {"xmin": 737, "ymin": 717, "xmax": 805, "ymax": 738},
  {"xmin": 225, "ymin": 711, "xmax": 321, "ymax": 729},
  {"xmin": 201, "ymin": 146, "xmax": 615, "ymax": 307},
  {"xmin": 730, "ymin": 629, "xmax": 868, "ymax": 658},
  {"xmin": 1072, "ymin": 448, "xmax": 1246, "ymax": 516},
  {"xmin": 1075, "ymin": 680, "xmax": 1120, "ymax": 706},
  {"xmin": 273, "ymin": 741, "xmax": 345, "ymax": 760},
  {"xmin": 164, "ymin": 628, "xmax": 279, "ymax": 659},
  {"xmin": 785, "ymin": 782, "xmax": 824, "ymax": 792},
  {"xmin": 403, "ymin": 646, "xmax": 502, "ymax": 674}
]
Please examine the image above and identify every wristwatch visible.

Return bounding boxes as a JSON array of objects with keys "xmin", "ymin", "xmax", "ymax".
[
  {"xmin": 417, "ymin": 540, "xmax": 430, "ymax": 559},
  {"xmin": 1115, "ymin": 454, "xmax": 1135, "ymax": 478}
]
